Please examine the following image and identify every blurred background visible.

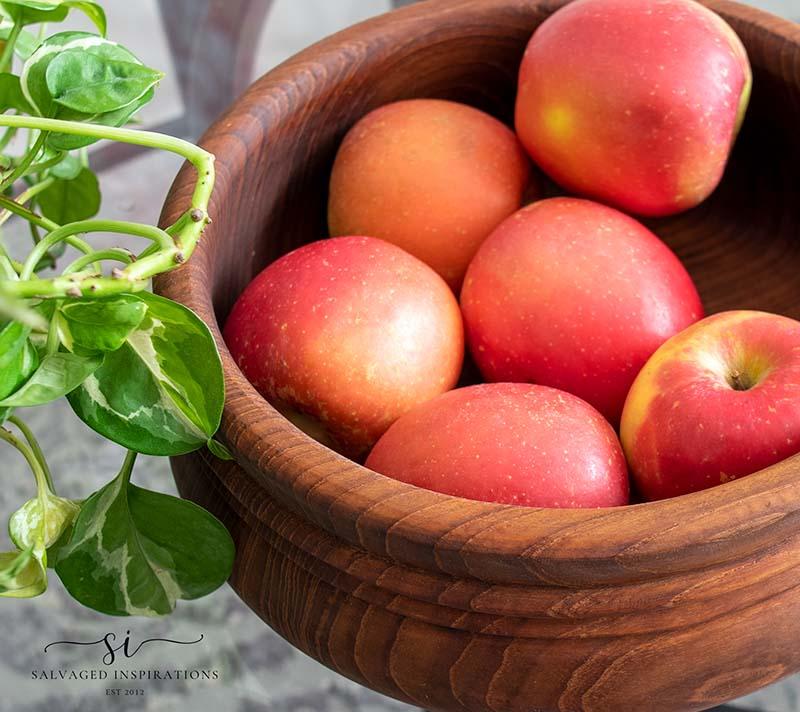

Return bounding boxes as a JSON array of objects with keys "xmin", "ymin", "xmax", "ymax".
[{"xmin": 0, "ymin": 1, "xmax": 798, "ymax": 711}]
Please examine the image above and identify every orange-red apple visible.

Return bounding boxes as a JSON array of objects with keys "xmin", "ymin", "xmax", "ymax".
[
  {"xmin": 328, "ymin": 99, "xmax": 532, "ymax": 290},
  {"xmin": 515, "ymin": 0, "xmax": 752, "ymax": 217},
  {"xmin": 621, "ymin": 311, "xmax": 800, "ymax": 500},
  {"xmin": 460, "ymin": 197, "xmax": 703, "ymax": 425},
  {"xmin": 366, "ymin": 383, "xmax": 629, "ymax": 508},
  {"xmin": 224, "ymin": 236, "xmax": 464, "ymax": 459}
]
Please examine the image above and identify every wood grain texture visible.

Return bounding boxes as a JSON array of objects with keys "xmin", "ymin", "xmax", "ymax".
[{"xmin": 155, "ymin": 1, "xmax": 800, "ymax": 709}]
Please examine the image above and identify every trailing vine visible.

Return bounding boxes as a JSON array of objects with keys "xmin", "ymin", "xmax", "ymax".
[{"xmin": 0, "ymin": 0, "xmax": 234, "ymax": 615}]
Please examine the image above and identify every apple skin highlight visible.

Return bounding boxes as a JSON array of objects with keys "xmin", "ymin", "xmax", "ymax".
[
  {"xmin": 223, "ymin": 236, "xmax": 464, "ymax": 459},
  {"xmin": 460, "ymin": 197, "xmax": 704, "ymax": 426},
  {"xmin": 515, "ymin": 0, "xmax": 752, "ymax": 217},
  {"xmin": 621, "ymin": 311, "xmax": 800, "ymax": 500}
]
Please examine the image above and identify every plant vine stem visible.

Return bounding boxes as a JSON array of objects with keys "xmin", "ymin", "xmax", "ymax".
[
  {"xmin": 45, "ymin": 309, "xmax": 59, "ymax": 354},
  {"xmin": 0, "ymin": 124, "xmax": 17, "ymax": 153},
  {"xmin": 25, "ymin": 152, "xmax": 64, "ymax": 176},
  {"xmin": 0, "ymin": 178, "xmax": 55, "ymax": 229},
  {"xmin": 120, "ymin": 450, "xmax": 137, "ymax": 486},
  {"xmin": 0, "ymin": 115, "xmax": 213, "ymax": 197},
  {"xmin": 0, "ymin": 115, "xmax": 216, "ymax": 298},
  {"xmin": 0, "ymin": 240, "xmax": 16, "ymax": 274},
  {"xmin": 0, "ymin": 255, "xmax": 17, "ymax": 279},
  {"xmin": 0, "ymin": 426, "xmax": 50, "ymax": 495},
  {"xmin": 2, "ymin": 272, "xmax": 148, "ymax": 298},
  {"xmin": 0, "ymin": 19, "xmax": 21, "ymax": 73},
  {"xmin": 7, "ymin": 416, "xmax": 54, "ymax": 493},
  {"xmin": 0, "ymin": 194, "xmax": 58, "ymax": 231},
  {"xmin": 0, "ymin": 195, "xmax": 93, "ymax": 259},
  {"xmin": 20, "ymin": 220, "xmax": 173, "ymax": 280},
  {"xmin": 62, "ymin": 248, "xmax": 134, "ymax": 275},
  {"xmin": 1, "ymin": 132, "xmax": 45, "ymax": 192}
]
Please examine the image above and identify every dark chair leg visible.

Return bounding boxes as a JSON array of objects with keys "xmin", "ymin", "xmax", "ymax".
[{"xmin": 92, "ymin": 0, "xmax": 273, "ymax": 171}]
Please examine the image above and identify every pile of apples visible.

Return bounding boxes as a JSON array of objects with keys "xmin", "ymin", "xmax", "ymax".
[{"xmin": 225, "ymin": 0, "xmax": 800, "ymax": 508}]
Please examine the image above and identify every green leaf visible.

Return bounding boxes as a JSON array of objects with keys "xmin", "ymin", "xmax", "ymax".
[
  {"xmin": 55, "ymin": 456, "xmax": 234, "ymax": 616},
  {"xmin": 0, "ymin": 0, "xmax": 67, "ymax": 26},
  {"xmin": 0, "ymin": 321, "xmax": 38, "ymax": 403},
  {"xmin": 58, "ymin": 294, "xmax": 147, "ymax": 352},
  {"xmin": 19, "ymin": 31, "xmax": 156, "ymax": 149},
  {"xmin": 1, "ymin": 0, "xmax": 58, "ymax": 9},
  {"xmin": 9, "ymin": 491, "xmax": 80, "ymax": 551},
  {"xmin": 21, "ymin": 31, "xmax": 144, "ymax": 118},
  {"xmin": 46, "ymin": 48, "xmax": 162, "ymax": 115},
  {"xmin": 36, "ymin": 167, "xmax": 100, "ymax": 224},
  {"xmin": 61, "ymin": 0, "xmax": 106, "ymax": 35},
  {"xmin": 68, "ymin": 293, "xmax": 225, "ymax": 456},
  {"xmin": 0, "ymin": 350, "xmax": 102, "ymax": 407},
  {"xmin": 0, "ymin": 72, "xmax": 33, "ymax": 113},
  {"xmin": 21, "ymin": 31, "xmax": 103, "ymax": 117},
  {"xmin": 207, "ymin": 438, "xmax": 233, "ymax": 461},
  {"xmin": 0, "ymin": 546, "xmax": 46, "ymax": 597},
  {"xmin": 47, "ymin": 151, "xmax": 81, "ymax": 179},
  {"xmin": 0, "ymin": 0, "xmax": 105, "ymax": 33}
]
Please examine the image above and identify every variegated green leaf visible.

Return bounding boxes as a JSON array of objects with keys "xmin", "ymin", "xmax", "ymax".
[
  {"xmin": 0, "ymin": 351, "xmax": 102, "ymax": 407},
  {"xmin": 22, "ymin": 32, "xmax": 140, "ymax": 116},
  {"xmin": 46, "ymin": 48, "xmax": 163, "ymax": 114},
  {"xmin": 58, "ymin": 294, "xmax": 146, "ymax": 353},
  {"xmin": 68, "ymin": 293, "xmax": 224, "ymax": 456},
  {"xmin": 19, "ymin": 31, "xmax": 154, "ymax": 148},
  {"xmin": 55, "ymin": 454, "xmax": 234, "ymax": 616},
  {"xmin": 9, "ymin": 491, "xmax": 80, "ymax": 551},
  {"xmin": 0, "ymin": 546, "xmax": 46, "ymax": 598}
]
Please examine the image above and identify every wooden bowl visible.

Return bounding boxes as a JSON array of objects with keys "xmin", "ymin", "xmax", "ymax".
[{"xmin": 155, "ymin": 1, "xmax": 800, "ymax": 710}]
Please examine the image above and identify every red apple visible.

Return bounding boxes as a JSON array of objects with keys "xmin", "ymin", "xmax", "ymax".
[
  {"xmin": 224, "ymin": 236, "xmax": 464, "ymax": 458},
  {"xmin": 366, "ymin": 383, "xmax": 629, "ymax": 508},
  {"xmin": 621, "ymin": 311, "xmax": 800, "ymax": 500},
  {"xmin": 460, "ymin": 197, "xmax": 704, "ymax": 425},
  {"xmin": 515, "ymin": 0, "xmax": 752, "ymax": 217},
  {"xmin": 328, "ymin": 99, "xmax": 532, "ymax": 291}
]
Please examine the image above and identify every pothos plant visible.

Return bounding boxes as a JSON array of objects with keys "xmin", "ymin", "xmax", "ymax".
[{"xmin": 0, "ymin": 0, "xmax": 236, "ymax": 616}]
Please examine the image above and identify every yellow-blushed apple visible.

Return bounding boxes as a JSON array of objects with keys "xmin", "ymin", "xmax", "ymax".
[
  {"xmin": 621, "ymin": 311, "xmax": 800, "ymax": 500},
  {"xmin": 366, "ymin": 383, "xmax": 629, "ymax": 508},
  {"xmin": 460, "ymin": 197, "xmax": 703, "ymax": 426},
  {"xmin": 223, "ymin": 236, "xmax": 464, "ymax": 459},
  {"xmin": 328, "ymin": 99, "xmax": 532, "ymax": 291},
  {"xmin": 515, "ymin": 0, "xmax": 752, "ymax": 217}
]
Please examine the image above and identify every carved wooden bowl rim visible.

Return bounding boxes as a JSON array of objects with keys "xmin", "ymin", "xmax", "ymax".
[{"xmin": 157, "ymin": 0, "xmax": 800, "ymax": 588}]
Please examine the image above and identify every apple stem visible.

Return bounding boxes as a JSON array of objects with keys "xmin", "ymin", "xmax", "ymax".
[{"xmin": 728, "ymin": 370, "xmax": 751, "ymax": 391}]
